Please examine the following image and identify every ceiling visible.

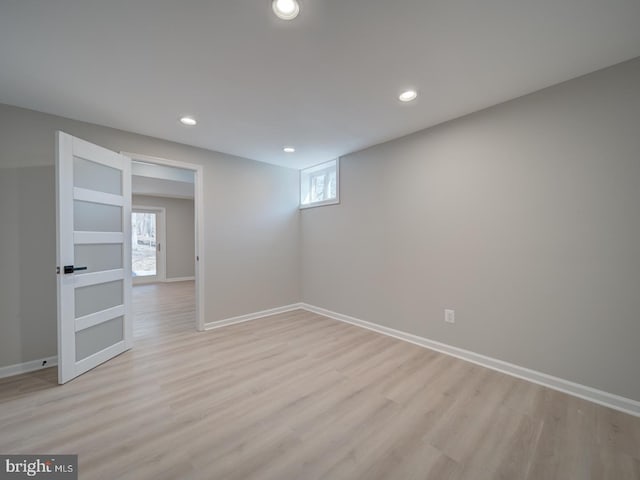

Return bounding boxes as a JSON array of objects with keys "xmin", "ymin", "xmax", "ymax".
[{"xmin": 1, "ymin": 0, "xmax": 639, "ymax": 169}]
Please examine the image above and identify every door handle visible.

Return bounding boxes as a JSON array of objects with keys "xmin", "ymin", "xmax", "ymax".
[{"xmin": 63, "ymin": 265, "xmax": 88, "ymax": 274}]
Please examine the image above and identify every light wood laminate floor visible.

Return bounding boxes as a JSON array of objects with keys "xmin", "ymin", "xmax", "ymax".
[{"xmin": 1, "ymin": 281, "xmax": 639, "ymax": 479}]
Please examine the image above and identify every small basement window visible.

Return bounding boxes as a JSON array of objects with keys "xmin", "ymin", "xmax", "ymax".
[{"xmin": 300, "ymin": 159, "xmax": 339, "ymax": 208}]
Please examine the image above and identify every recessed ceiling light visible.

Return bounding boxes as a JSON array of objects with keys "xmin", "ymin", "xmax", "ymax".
[
  {"xmin": 179, "ymin": 116, "xmax": 197, "ymax": 126},
  {"xmin": 398, "ymin": 90, "xmax": 418, "ymax": 102},
  {"xmin": 272, "ymin": 0, "xmax": 300, "ymax": 20},
  {"xmin": 283, "ymin": 146, "xmax": 296, "ymax": 153}
]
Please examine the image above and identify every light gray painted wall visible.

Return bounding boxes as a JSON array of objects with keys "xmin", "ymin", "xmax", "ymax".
[
  {"xmin": 0, "ymin": 167, "xmax": 57, "ymax": 367},
  {"xmin": 301, "ymin": 57, "xmax": 640, "ymax": 402},
  {"xmin": 133, "ymin": 195, "xmax": 195, "ymax": 279},
  {"xmin": 0, "ymin": 105, "xmax": 300, "ymax": 368}
]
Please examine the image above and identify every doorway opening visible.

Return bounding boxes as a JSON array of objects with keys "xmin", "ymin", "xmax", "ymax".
[{"xmin": 123, "ymin": 152, "xmax": 205, "ymax": 332}]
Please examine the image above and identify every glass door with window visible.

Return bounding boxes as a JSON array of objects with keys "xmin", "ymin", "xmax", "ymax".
[{"xmin": 131, "ymin": 209, "xmax": 163, "ymax": 283}]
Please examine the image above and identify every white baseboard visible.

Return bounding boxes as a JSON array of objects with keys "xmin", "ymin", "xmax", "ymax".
[
  {"xmin": 300, "ymin": 303, "xmax": 640, "ymax": 418},
  {"xmin": 164, "ymin": 276, "xmax": 195, "ymax": 283},
  {"xmin": 204, "ymin": 303, "xmax": 304, "ymax": 331},
  {"xmin": 0, "ymin": 356, "xmax": 57, "ymax": 379}
]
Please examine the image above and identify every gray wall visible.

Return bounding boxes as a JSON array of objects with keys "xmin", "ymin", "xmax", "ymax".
[
  {"xmin": 0, "ymin": 104, "xmax": 300, "ymax": 368},
  {"xmin": 133, "ymin": 195, "xmax": 195, "ymax": 279},
  {"xmin": 301, "ymin": 57, "xmax": 640, "ymax": 402},
  {"xmin": 0, "ymin": 166, "xmax": 56, "ymax": 367}
]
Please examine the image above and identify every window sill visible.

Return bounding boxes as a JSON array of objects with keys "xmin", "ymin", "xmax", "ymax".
[{"xmin": 299, "ymin": 198, "xmax": 340, "ymax": 210}]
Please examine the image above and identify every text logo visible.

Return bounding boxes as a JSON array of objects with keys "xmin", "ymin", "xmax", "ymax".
[{"xmin": 1, "ymin": 455, "xmax": 77, "ymax": 480}]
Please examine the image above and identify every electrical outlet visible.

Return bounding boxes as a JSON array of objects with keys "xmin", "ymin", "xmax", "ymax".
[{"xmin": 445, "ymin": 309, "xmax": 455, "ymax": 324}]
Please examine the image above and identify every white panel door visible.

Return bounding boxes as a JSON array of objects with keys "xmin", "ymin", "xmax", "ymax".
[{"xmin": 56, "ymin": 131, "xmax": 132, "ymax": 384}]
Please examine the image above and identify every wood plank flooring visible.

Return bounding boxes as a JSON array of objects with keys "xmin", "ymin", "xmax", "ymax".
[{"xmin": 1, "ymin": 281, "xmax": 639, "ymax": 479}]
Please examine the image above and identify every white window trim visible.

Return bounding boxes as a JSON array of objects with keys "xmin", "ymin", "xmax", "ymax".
[{"xmin": 299, "ymin": 158, "xmax": 340, "ymax": 209}]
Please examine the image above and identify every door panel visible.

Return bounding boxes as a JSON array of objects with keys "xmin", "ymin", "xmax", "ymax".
[
  {"xmin": 74, "ymin": 244, "xmax": 124, "ymax": 274},
  {"xmin": 75, "ymin": 316, "xmax": 124, "ymax": 361},
  {"xmin": 73, "ymin": 201, "xmax": 123, "ymax": 232},
  {"xmin": 74, "ymin": 280, "xmax": 124, "ymax": 317},
  {"xmin": 73, "ymin": 156, "xmax": 122, "ymax": 195},
  {"xmin": 57, "ymin": 131, "xmax": 132, "ymax": 384}
]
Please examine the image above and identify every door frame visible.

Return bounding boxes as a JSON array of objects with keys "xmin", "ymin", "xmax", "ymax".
[
  {"xmin": 131, "ymin": 206, "xmax": 167, "ymax": 284},
  {"xmin": 123, "ymin": 152, "xmax": 205, "ymax": 331}
]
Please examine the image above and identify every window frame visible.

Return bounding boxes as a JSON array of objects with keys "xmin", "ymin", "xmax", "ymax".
[{"xmin": 299, "ymin": 158, "xmax": 340, "ymax": 209}]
